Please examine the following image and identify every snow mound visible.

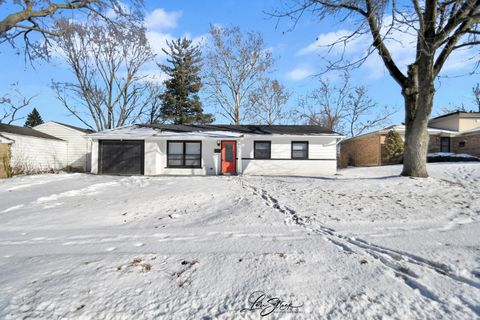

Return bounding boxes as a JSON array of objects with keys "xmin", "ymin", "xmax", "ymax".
[{"xmin": 427, "ymin": 152, "xmax": 480, "ymax": 162}]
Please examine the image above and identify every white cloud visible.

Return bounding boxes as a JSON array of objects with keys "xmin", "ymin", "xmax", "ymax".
[
  {"xmin": 145, "ymin": 8, "xmax": 182, "ymax": 31},
  {"xmin": 286, "ymin": 67, "xmax": 314, "ymax": 81},
  {"xmin": 183, "ymin": 32, "xmax": 209, "ymax": 47},
  {"xmin": 105, "ymin": 1, "xmax": 131, "ymax": 19},
  {"xmin": 146, "ymin": 31, "xmax": 176, "ymax": 60},
  {"xmin": 146, "ymin": 31, "xmax": 209, "ymax": 63},
  {"xmin": 297, "ymin": 30, "xmax": 364, "ymax": 56},
  {"xmin": 143, "ymin": 8, "xmax": 209, "ymax": 63},
  {"xmin": 437, "ymin": 46, "xmax": 478, "ymax": 75}
]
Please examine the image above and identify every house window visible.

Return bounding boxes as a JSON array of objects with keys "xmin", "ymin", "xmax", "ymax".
[
  {"xmin": 292, "ymin": 141, "xmax": 309, "ymax": 159},
  {"xmin": 167, "ymin": 141, "xmax": 201, "ymax": 168},
  {"xmin": 254, "ymin": 141, "xmax": 271, "ymax": 159}
]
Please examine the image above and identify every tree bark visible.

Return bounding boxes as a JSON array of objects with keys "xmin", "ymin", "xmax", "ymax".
[
  {"xmin": 401, "ymin": 107, "xmax": 430, "ymax": 177},
  {"xmin": 401, "ymin": 62, "xmax": 435, "ymax": 178}
]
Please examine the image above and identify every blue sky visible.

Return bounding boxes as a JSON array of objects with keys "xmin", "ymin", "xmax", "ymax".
[{"xmin": 1, "ymin": 0, "xmax": 479, "ymax": 128}]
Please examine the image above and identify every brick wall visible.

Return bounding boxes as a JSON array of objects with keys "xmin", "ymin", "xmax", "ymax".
[
  {"xmin": 0, "ymin": 143, "xmax": 10, "ymax": 179},
  {"xmin": 339, "ymin": 134, "xmax": 381, "ymax": 168},
  {"xmin": 428, "ymin": 135, "xmax": 441, "ymax": 153},
  {"xmin": 452, "ymin": 133, "xmax": 480, "ymax": 157},
  {"xmin": 339, "ymin": 132, "xmax": 465, "ymax": 168}
]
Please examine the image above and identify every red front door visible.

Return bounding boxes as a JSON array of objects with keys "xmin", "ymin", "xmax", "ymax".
[{"xmin": 221, "ymin": 141, "xmax": 237, "ymax": 174}]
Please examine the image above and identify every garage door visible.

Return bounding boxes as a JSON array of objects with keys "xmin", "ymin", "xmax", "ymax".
[{"xmin": 99, "ymin": 140, "xmax": 144, "ymax": 175}]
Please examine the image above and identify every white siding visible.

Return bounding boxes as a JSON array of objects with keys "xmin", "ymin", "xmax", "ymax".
[
  {"xmin": 34, "ymin": 122, "xmax": 91, "ymax": 171},
  {"xmin": 242, "ymin": 159, "xmax": 337, "ymax": 176},
  {"xmin": 146, "ymin": 139, "xmax": 220, "ymax": 175},
  {"xmin": 91, "ymin": 140, "xmax": 99, "ymax": 174},
  {"xmin": 239, "ymin": 136, "xmax": 337, "ymax": 159},
  {"xmin": 91, "ymin": 134, "xmax": 339, "ymax": 176},
  {"xmin": 92, "ymin": 138, "xmax": 221, "ymax": 175},
  {"xmin": 2, "ymin": 133, "xmax": 67, "ymax": 173},
  {"xmin": 240, "ymin": 135, "xmax": 338, "ymax": 175}
]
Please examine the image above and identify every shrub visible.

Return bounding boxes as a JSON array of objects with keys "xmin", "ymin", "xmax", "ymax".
[
  {"xmin": 2, "ymin": 149, "xmax": 13, "ymax": 178},
  {"xmin": 384, "ymin": 130, "xmax": 404, "ymax": 163}
]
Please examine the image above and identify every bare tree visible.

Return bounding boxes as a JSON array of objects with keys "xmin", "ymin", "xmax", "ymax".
[
  {"xmin": 473, "ymin": 83, "xmax": 480, "ymax": 112},
  {"xmin": 296, "ymin": 76, "xmax": 349, "ymax": 132},
  {"xmin": 204, "ymin": 25, "xmax": 274, "ymax": 124},
  {"xmin": 248, "ymin": 79, "xmax": 291, "ymax": 124},
  {"xmin": 437, "ymin": 84, "xmax": 480, "ymax": 114},
  {"xmin": 52, "ymin": 21, "xmax": 156, "ymax": 131},
  {"xmin": 438, "ymin": 103, "xmax": 468, "ymax": 115},
  {"xmin": 0, "ymin": 0, "xmax": 142, "ymax": 60},
  {"xmin": 0, "ymin": 83, "xmax": 36, "ymax": 124},
  {"xmin": 295, "ymin": 73, "xmax": 393, "ymax": 137},
  {"xmin": 143, "ymin": 82, "xmax": 164, "ymax": 125},
  {"xmin": 346, "ymin": 87, "xmax": 394, "ymax": 137},
  {"xmin": 272, "ymin": 1, "xmax": 480, "ymax": 177}
]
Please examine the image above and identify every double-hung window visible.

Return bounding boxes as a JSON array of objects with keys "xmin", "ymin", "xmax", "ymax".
[
  {"xmin": 291, "ymin": 141, "xmax": 308, "ymax": 159},
  {"xmin": 254, "ymin": 141, "xmax": 271, "ymax": 159},
  {"xmin": 167, "ymin": 141, "xmax": 201, "ymax": 168}
]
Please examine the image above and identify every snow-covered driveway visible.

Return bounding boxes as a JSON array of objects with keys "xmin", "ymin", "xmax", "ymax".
[{"xmin": 0, "ymin": 163, "xmax": 479, "ymax": 319}]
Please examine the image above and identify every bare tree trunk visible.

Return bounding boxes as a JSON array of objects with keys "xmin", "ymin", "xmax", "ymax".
[
  {"xmin": 402, "ymin": 109, "xmax": 430, "ymax": 177},
  {"xmin": 401, "ymin": 62, "xmax": 434, "ymax": 178}
]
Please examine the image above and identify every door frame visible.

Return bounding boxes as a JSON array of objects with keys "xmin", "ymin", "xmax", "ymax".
[
  {"xmin": 220, "ymin": 140, "xmax": 237, "ymax": 174},
  {"xmin": 440, "ymin": 136, "xmax": 451, "ymax": 153}
]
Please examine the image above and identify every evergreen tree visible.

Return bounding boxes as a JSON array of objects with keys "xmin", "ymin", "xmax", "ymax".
[
  {"xmin": 24, "ymin": 108, "xmax": 44, "ymax": 128},
  {"xmin": 159, "ymin": 38, "xmax": 213, "ymax": 124},
  {"xmin": 384, "ymin": 130, "xmax": 404, "ymax": 162}
]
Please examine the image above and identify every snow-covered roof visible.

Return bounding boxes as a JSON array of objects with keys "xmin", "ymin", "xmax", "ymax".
[
  {"xmin": 429, "ymin": 111, "xmax": 480, "ymax": 122},
  {"xmin": 37, "ymin": 121, "xmax": 96, "ymax": 134},
  {"xmin": 88, "ymin": 125, "xmax": 244, "ymax": 139},
  {"xmin": 384, "ymin": 125, "xmax": 458, "ymax": 135},
  {"xmin": 0, "ymin": 123, "xmax": 64, "ymax": 141},
  {"xmin": 142, "ymin": 124, "xmax": 339, "ymax": 135},
  {"xmin": 88, "ymin": 124, "xmax": 343, "ymax": 139},
  {"xmin": 344, "ymin": 124, "xmax": 460, "ymax": 142},
  {"xmin": 459, "ymin": 127, "xmax": 480, "ymax": 136}
]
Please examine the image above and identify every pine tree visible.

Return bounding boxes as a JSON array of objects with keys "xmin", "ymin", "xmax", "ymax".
[
  {"xmin": 384, "ymin": 130, "xmax": 404, "ymax": 161},
  {"xmin": 159, "ymin": 38, "xmax": 213, "ymax": 124},
  {"xmin": 24, "ymin": 108, "xmax": 44, "ymax": 128}
]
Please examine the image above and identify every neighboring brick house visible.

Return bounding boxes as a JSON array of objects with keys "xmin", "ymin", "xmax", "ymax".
[{"xmin": 339, "ymin": 111, "xmax": 480, "ymax": 168}]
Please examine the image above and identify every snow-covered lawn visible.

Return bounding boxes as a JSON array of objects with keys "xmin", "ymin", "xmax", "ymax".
[{"xmin": 0, "ymin": 163, "xmax": 479, "ymax": 319}]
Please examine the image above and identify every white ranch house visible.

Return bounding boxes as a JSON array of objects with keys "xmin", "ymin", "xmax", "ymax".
[
  {"xmin": 0, "ymin": 123, "xmax": 67, "ymax": 174},
  {"xmin": 88, "ymin": 124, "xmax": 343, "ymax": 176},
  {"xmin": 34, "ymin": 121, "xmax": 95, "ymax": 172}
]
